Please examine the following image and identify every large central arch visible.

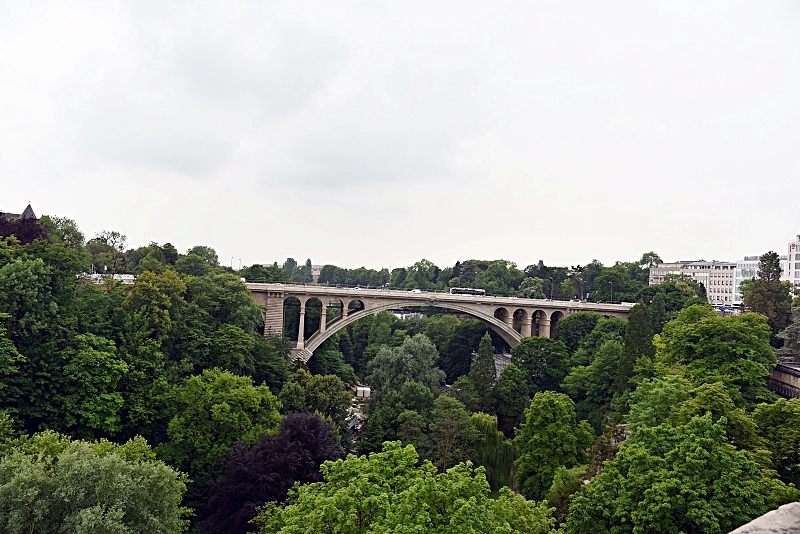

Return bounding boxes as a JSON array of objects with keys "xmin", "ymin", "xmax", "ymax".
[{"xmin": 302, "ymin": 300, "xmax": 523, "ymax": 358}]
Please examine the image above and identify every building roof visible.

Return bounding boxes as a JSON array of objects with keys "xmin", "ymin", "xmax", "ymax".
[
  {"xmin": 20, "ymin": 204, "xmax": 36, "ymax": 219},
  {"xmin": 0, "ymin": 204, "xmax": 36, "ymax": 220}
]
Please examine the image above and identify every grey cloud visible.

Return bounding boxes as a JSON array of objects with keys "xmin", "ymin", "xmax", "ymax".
[
  {"xmin": 62, "ymin": 3, "xmax": 348, "ymax": 177},
  {"xmin": 277, "ymin": 49, "xmax": 487, "ymax": 190}
]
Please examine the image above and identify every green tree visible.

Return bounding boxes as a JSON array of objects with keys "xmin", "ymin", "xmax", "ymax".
[
  {"xmin": 753, "ymin": 398, "xmax": 800, "ymax": 486},
  {"xmin": 396, "ymin": 409, "xmax": 429, "ymax": 450},
  {"xmin": 744, "ymin": 251, "xmax": 793, "ymax": 345},
  {"xmin": 428, "ymin": 395, "xmax": 480, "ymax": 471},
  {"xmin": 175, "ymin": 253, "xmax": 212, "ymax": 276},
  {"xmin": 0, "ymin": 433, "xmax": 188, "ymax": 533},
  {"xmin": 403, "ymin": 258, "xmax": 439, "ymax": 290},
  {"xmin": 570, "ymin": 316, "xmax": 627, "ymax": 366},
  {"xmin": 617, "ymin": 303, "xmax": 654, "ymax": 394},
  {"xmin": 776, "ymin": 308, "xmax": 800, "ymax": 361},
  {"xmin": 157, "ymin": 368, "xmax": 281, "ymax": 477},
  {"xmin": 561, "ymin": 340, "xmax": 623, "ymax": 430},
  {"xmin": 625, "ymin": 374, "xmax": 694, "ymax": 431},
  {"xmin": 0, "ymin": 318, "xmax": 24, "ymax": 392},
  {"xmin": 240, "ymin": 263, "xmax": 291, "ymax": 283},
  {"xmin": 365, "ymin": 334, "xmax": 444, "ymax": 395},
  {"xmin": 649, "ymin": 291, "xmax": 668, "ymax": 333},
  {"xmin": 472, "ymin": 260, "xmax": 521, "ymax": 296},
  {"xmin": 186, "ymin": 245, "xmax": 219, "ymax": 266},
  {"xmin": 491, "ymin": 363, "xmax": 530, "ymax": 436},
  {"xmin": 517, "ymin": 277, "xmax": 547, "ymax": 299},
  {"xmin": 655, "ymin": 305, "xmax": 777, "ymax": 408},
  {"xmin": 449, "ymin": 374, "xmax": 481, "ymax": 413},
  {"xmin": 552, "ymin": 312, "xmax": 602, "ymax": 355},
  {"xmin": 469, "ymin": 333, "xmax": 497, "ymax": 410},
  {"xmin": 545, "ymin": 465, "xmax": 589, "ymax": 527},
  {"xmin": 514, "ymin": 391, "xmax": 593, "ymax": 500},
  {"xmin": 118, "ymin": 270, "xmax": 187, "ymax": 436},
  {"xmin": 86, "ymin": 230, "xmax": 128, "ymax": 273},
  {"xmin": 282, "ymin": 258, "xmax": 297, "ymax": 278},
  {"xmin": 253, "ymin": 441, "xmax": 556, "ymax": 534},
  {"xmin": 511, "ymin": 337, "xmax": 570, "ymax": 394},
  {"xmin": 424, "ymin": 314, "xmax": 461, "ymax": 351},
  {"xmin": 278, "ymin": 369, "xmax": 352, "ymax": 441},
  {"xmin": 307, "ymin": 341, "xmax": 358, "ymax": 385},
  {"xmin": 440, "ymin": 319, "xmax": 489, "ymax": 382},
  {"xmin": 566, "ymin": 414, "xmax": 769, "ymax": 534},
  {"xmin": 37, "ymin": 215, "xmax": 86, "ymax": 252},
  {"xmin": 359, "ymin": 380, "xmax": 436, "ymax": 454},
  {"xmin": 470, "ymin": 412, "xmax": 515, "ymax": 492},
  {"xmin": 58, "ymin": 333, "xmax": 128, "ymax": 438},
  {"xmin": 292, "ymin": 258, "xmax": 314, "ymax": 284},
  {"xmin": 671, "ymin": 381, "xmax": 760, "ymax": 452},
  {"xmin": 638, "ymin": 251, "xmax": 663, "ymax": 270}
]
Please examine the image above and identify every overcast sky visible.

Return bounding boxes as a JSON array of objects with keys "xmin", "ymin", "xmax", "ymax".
[{"xmin": 2, "ymin": 1, "xmax": 799, "ymax": 271}]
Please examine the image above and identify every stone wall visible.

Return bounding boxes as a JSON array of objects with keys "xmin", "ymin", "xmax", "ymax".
[{"xmin": 729, "ymin": 502, "xmax": 800, "ymax": 533}]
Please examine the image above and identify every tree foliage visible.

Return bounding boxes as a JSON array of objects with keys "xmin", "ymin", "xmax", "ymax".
[
  {"xmin": 491, "ymin": 363, "xmax": 530, "ymax": 436},
  {"xmin": 514, "ymin": 391, "xmax": 593, "ymax": 500},
  {"xmin": 158, "ymin": 368, "xmax": 282, "ymax": 477},
  {"xmin": 511, "ymin": 337, "xmax": 570, "ymax": 394},
  {"xmin": 365, "ymin": 334, "xmax": 444, "ymax": 395},
  {"xmin": 253, "ymin": 441, "xmax": 556, "ymax": 534},
  {"xmin": 469, "ymin": 333, "xmax": 497, "ymax": 410},
  {"xmin": 566, "ymin": 415, "xmax": 769, "ymax": 534},
  {"xmin": 200, "ymin": 413, "xmax": 342, "ymax": 534},
  {"xmin": 0, "ymin": 432, "xmax": 188, "ymax": 533},
  {"xmin": 617, "ymin": 303, "xmax": 654, "ymax": 394},
  {"xmin": 743, "ymin": 251, "xmax": 793, "ymax": 345},
  {"xmin": 551, "ymin": 312, "xmax": 602, "ymax": 355},
  {"xmin": 654, "ymin": 305, "xmax": 776, "ymax": 408}
]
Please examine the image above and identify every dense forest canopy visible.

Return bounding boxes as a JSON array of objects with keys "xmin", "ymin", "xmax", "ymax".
[{"xmin": 1, "ymin": 212, "xmax": 799, "ymax": 533}]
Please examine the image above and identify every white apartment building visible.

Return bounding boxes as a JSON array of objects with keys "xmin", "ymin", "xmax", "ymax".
[
  {"xmin": 733, "ymin": 255, "xmax": 789, "ymax": 305},
  {"xmin": 649, "ymin": 261, "xmax": 736, "ymax": 306},
  {"xmin": 789, "ymin": 234, "xmax": 800, "ymax": 289}
]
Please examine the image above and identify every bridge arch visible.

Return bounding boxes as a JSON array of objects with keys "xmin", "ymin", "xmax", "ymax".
[{"xmin": 302, "ymin": 300, "xmax": 523, "ymax": 358}]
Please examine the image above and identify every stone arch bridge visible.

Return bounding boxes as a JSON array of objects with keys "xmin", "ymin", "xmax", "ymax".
[{"xmin": 247, "ymin": 283, "xmax": 632, "ymax": 362}]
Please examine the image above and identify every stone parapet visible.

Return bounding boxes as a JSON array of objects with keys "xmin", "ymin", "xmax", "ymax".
[{"xmin": 729, "ymin": 502, "xmax": 800, "ymax": 533}]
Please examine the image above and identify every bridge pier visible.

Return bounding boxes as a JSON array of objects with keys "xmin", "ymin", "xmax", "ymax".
[
  {"xmin": 320, "ymin": 306, "xmax": 327, "ymax": 334},
  {"xmin": 539, "ymin": 318, "xmax": 551, "ymax": 338},
  {"xmin": 297, "ymin": 304, "xmax": 306, "ymax": 350},
  {"xmin": 521, "ymin": 317, "xmax": 532, "ymax": 337}
]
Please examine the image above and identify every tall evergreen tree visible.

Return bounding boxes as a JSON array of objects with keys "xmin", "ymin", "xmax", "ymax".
[
  {"xmin": 649, "ymin": 291, "xmax": 667, "ymax": 334},
  {"xmin": 744, "ymin": 251, "xmax": 792, "ymax": 345},
  {"xmin": 491, "ymin": 363, "xmax": 530, "ymax": 437},
  {"xmin": 469, "ymin": 333, "xmax": 497, "ymax": 410},
  {"xmin": 617, "ymin": 303, "xmax": 654, "ymax": 394}
]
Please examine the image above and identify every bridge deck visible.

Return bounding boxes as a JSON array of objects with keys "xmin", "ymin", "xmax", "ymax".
[
  {"xmin": 246, "ymin": 283, "xmax": 632, "ymax": 362},
  {"xmin": 246, "ymin": 283, "xmax": 634, "ymax": 314}
]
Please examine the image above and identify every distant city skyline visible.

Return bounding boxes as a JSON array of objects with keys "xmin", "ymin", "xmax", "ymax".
[{"xmin": 3, "ymin": 1, "xmax": 799, "ymax": 271}]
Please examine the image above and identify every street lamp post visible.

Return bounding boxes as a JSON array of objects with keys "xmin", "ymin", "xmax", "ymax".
[
  {"xmin": 549, "ymin": 277, "xmax": 554, "ymax": 300},
  {"xmin": 609, "ymin": 281, "xmax": 613, "ymax": 304}
]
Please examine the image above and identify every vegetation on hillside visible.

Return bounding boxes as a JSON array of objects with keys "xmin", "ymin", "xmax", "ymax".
[{"xmin": 1, "ymin": 214, "xmax": 798, "ymax": 532}]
